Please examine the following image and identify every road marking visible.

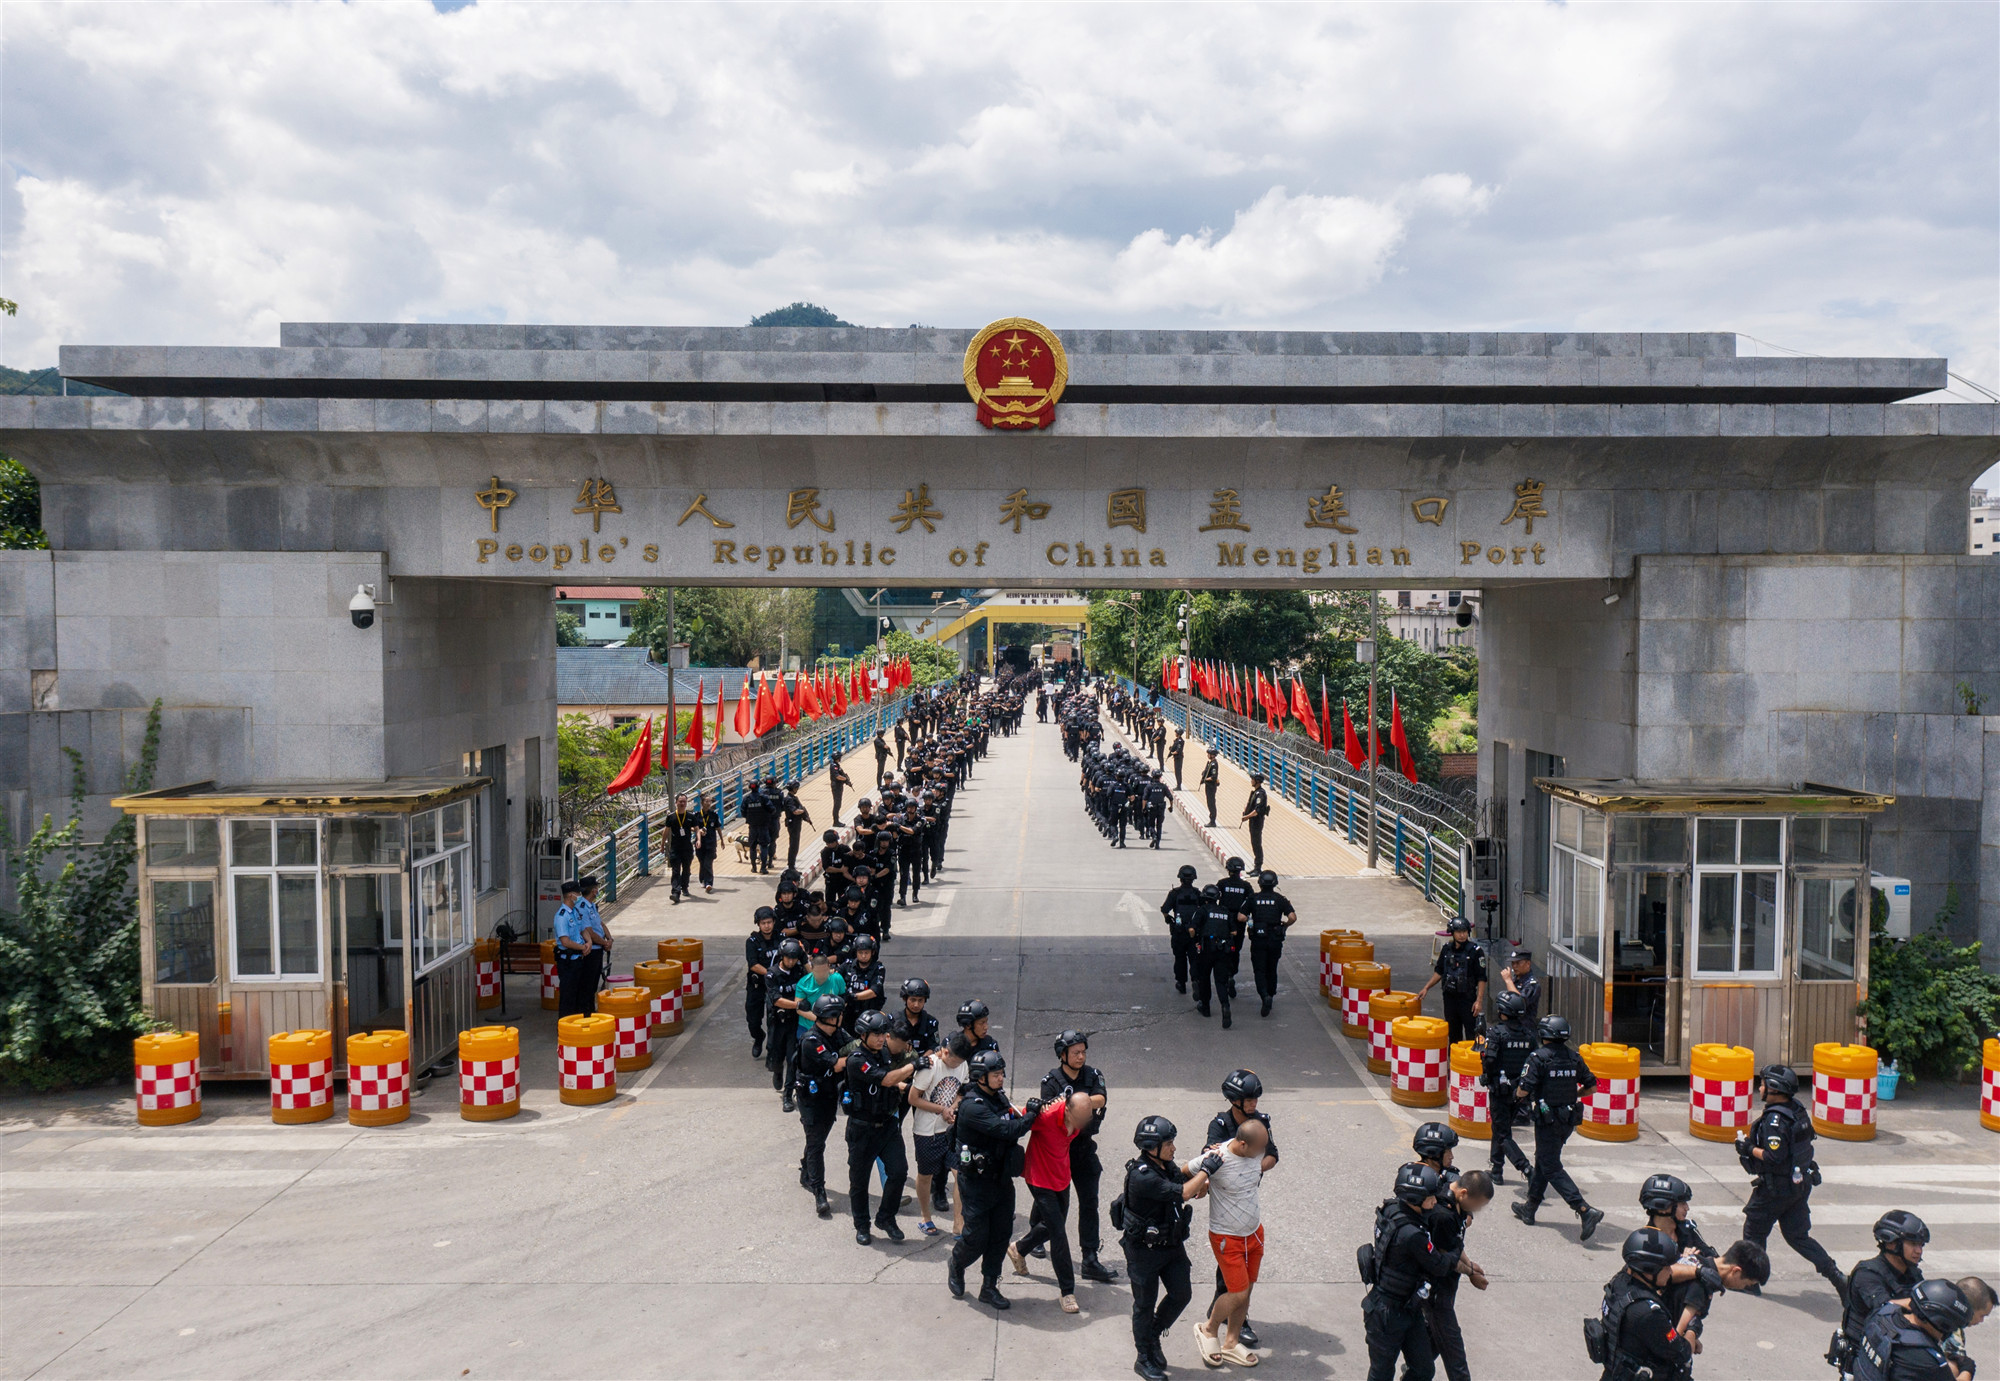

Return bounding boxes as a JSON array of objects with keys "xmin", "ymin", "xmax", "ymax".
[{"xmin": 1117, "ymin": 891, "xmax": 1155, "ymax": 935}]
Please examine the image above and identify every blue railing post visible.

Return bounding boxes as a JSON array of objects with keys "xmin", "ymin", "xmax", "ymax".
[
  {"xmin": 1393, "ymin": 813, "xmax": 1405, "ymax": 876},
  {"xmin": 605, "ymin": 833, "xmax": 619, "ymax": 901},
  {"xmin": 1423, "ymin": 836, "xmax": 1435, "ymax": 901},
  {"xmin": 732, "ymin": 775, "xmax": 743, "ymax": 818},
  {"xmin": 638, "ymin": 815, "xmax": 650, "ymax": 876}
]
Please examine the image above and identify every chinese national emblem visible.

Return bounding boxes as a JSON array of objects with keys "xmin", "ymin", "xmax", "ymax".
[{"xmin": 964, "ymin": 318, "xmax": 1068, "ymax": 430}]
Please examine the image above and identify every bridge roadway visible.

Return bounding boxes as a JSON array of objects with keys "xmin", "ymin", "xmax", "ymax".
[{"xmin": 2, "ymin": 717, "xmax": 1995, "ymax": 1380}]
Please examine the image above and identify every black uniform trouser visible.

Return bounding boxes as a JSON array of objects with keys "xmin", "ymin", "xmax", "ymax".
[
  {"xmin": 1169, "ymin": 930, "xmax": 1193, "ymax": 988},
  {"xmin": 1526, "ymin": 1118, "xmax": 1586, "ymax": 1211},
  {"xmin": 1124, "ymin": 1242, "xmax": 1193, "ymax": 1359},
  {"xmin": 1113, "ymin": 806, "xmax": 1128, "ymax": 846},
  {"xmin": 875, "ymin": 755, "xmax": 889, "ymax": 787},
  {"xmin": 1246, "ymin": 817, "xmax": 1266, "ymax": 871},
  {"xmin": 1488, "ymin": 1098, "xmax": 1531, "ymax": 1175},
  {"xmin": 765, "ymin": 1017, "xmax": 798, "ymax": 1091},
  {"xmin": 1364, "ymin": 1292, "xmax": 1435, "ymax": 1381},
  {"xmin": 1172, "ymin": 760, "xmax": 1183, "ymax": 789},
  {"xmin": 847, "ymin": 1117, "xmax": 908, "ymax": 1229},
  {"xmin": 555, "ymin": 950, "xmax": 602, "ymax": 1017},
  {"xmin": 831, "ymin": 784, "xmax": 844, "ymax": 821},
  {"xmin": 745, "ymin": 980, "xmax": 766, "ymax": 1044},
  {"xmin": 1744, "ymin": 1183, "xmax": 1842, "ymax": 1281},
  {"xmin": 799, "ymin": 1105, "xmax": 836, "ymax": 1192},
  {"xmin": 1015, "ymin": 1184, "xmax": 1075, "ymax": 1294},
  {"xmin": 1069, "ymin": 1140, "xmax": 1103, "ymax": 1257},
  {"xmin": 786, "ymin": 822, "xmax": 803, "ymax": 870},
  {"xmin": 1441, "ymin": 995, "xmax": 1478, "ymax": 1046},
  {"xmin": 950, "ymin": 1178, "xmax": 1016, "ymax": 1288},
  {"xmin": 1425, "ymin": 1286, "xmax": 1470, "ymax": 1381},
  {"xmin": 1192, "ymin": 946, "xmax": 1238, "ymax": 1011},
  {"xmin": 1250, "ymin": 941, "xmax": 1283, "ymax": 1002},
  {"xmin": 697, "ymin": 850, "xmax": 715, "ymax": 889},
  {"xmin": 1204, "ymin": 784, "xmax": 1218, "ymax": 825},
  {"xmin": 669, "ymin": 852, "xmax": 692, "ymax": 897},
  {"xmin": 1149, "ymin": 808, "xmax": 1165, "ymax": 846},
  {"xmin": 898, "ymin": 853, "xmax": 922, "ymax": 902}
]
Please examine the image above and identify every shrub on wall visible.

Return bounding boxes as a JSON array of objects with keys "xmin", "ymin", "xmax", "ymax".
[{"xmin": 1859, "ymin": 887, "xmax": 2000, "ymax": 1083}]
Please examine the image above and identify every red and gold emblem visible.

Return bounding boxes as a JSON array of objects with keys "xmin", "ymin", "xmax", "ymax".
[{"xmin": 964, "ymin": 318, "xmax": 1067, "ymax": 430}]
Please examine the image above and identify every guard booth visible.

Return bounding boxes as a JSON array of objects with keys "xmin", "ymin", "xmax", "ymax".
[
  {"xmin": 116, "ymin": 778, "xmax": 491, "ymax": 1080},
  {"xmin": 1530, "ymin": 779, "xmax": 1890, "ymax": 1072}
]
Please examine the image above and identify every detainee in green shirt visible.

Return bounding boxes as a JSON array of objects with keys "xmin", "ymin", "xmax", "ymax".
[{"xmin": 793, "ymin": 954, "xmax": 848, "ymax": 1034}]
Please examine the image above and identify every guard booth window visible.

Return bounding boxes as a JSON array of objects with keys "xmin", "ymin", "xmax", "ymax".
[
  {"xmin": 1694, "ymin": 818, "xmax": 1784, "ymax": 977},
  {"xmin": 413, "ymin": 802, "xmax": 474, "ymax": 973},
  {"xmin": 1524, "ymin": 750, "xmax": 1564, "ymax": 894},
  {"xmin": 228, "ymin": 819, "xmax": 321, "ymax": 980}
]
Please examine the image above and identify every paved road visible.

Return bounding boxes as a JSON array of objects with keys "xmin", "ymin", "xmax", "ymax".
[{"xmin": 2, "ymin": 716, "xmax": 1995, "ymax": 1379}]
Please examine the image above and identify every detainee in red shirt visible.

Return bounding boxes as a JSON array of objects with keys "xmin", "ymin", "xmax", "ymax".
[{"xmin": 1006, "ymin": 1092, "xmax": 1098, "ymax": 1314}]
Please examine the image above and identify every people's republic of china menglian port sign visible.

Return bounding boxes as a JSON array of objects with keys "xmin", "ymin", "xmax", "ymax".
[{"xmin": 964, "ymin": 318, "xmax": 1068, "ymax": 430}]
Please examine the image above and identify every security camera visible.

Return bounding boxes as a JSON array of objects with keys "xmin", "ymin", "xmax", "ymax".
[
  {"xmin": 1602, "ymin": 592, "xmax": 1621, "ymax": 607},
  {"xmin": 349, "ymin": 584, "xmax": 377, "ymax": 630},
  {"xmin": 1455, "ymin": 603, "xmax": 1474, "ymax": 628}
]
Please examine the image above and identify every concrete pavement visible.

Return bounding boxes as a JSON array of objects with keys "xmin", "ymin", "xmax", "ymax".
[{"xmin": 2, "ymin": 715, "xmax": 1996, "ymax": 1380}]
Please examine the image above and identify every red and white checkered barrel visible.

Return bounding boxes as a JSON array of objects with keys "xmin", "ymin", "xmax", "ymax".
[
  {"xmin": 659, "ymin": 939, "xmax": 704, "ymax": 1010},
  {"xmin": 1982, "ymin": 1039, "xmax": 2000, "ymax": 1134},
  {"xmin": 1365, "ymin": 990, "xmax": 1418, "ymax": 1076},
  {"xmin": 539, "ymin": 940, "xmax": 559, "ymax": 1011},
  {"xmin": 597, "ymin": 986, "xmax": 654, "ymax": 1073},
  {"xmin": 346, "ymin": 1030, "xmax": 411, "ymax": 1126},
  {"xmin": 459, "ymin": 1025, "xmax": 521, "ymax": 1121},
  {"xmin": 1318, "ymin": 929, "xmax": 1360, "ymax": 996},
  {"xmin": 1577, "ymin": 1043, "xmax": 1640, "ymax": 1143},
  {"xmin": 1446, "ymin": 1041, "xmax": 1491, "ymax": 1139},
  {"xmin": 1810, "ymin": 1043, "xmax": 1878, "ymax": 1142},
  {"xmin": 474, "ymin": 936, "xmax": 502, "ymax": 1011},
  {"xmin": 134, "ymin": 1030, "xmax": 202, "ymax": 1127},
  {"xmin": 634, "ymin": 959, "xmax": 685, "ymax": 1038},
  {"xmin": 1687, "ymin": 1043, "xmax": 1755, "ymax": 1143},
  {"xmin": 269, "ymin": 1030, "xmax": 335, "ymax": 1124},
  {"xmin": 1340, "ymin": 960, "xmax": 1388, "ymax": 1039},
  {"xmin": 1327, "ymin": 937, "xmax": 1372, "ymax": 1013},
  {"xmin": 1388, "ymin": 1016, "xmax": 1448, "ymax": 1108},
  {"xmin": 558, "ymin": 1013, "xmax": 618, "ymax": 1105}
]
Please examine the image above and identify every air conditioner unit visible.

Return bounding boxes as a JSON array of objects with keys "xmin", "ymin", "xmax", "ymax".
[{"xmin": 1870, "ymin": 874, "xmax": 1912, "ymax": 940}]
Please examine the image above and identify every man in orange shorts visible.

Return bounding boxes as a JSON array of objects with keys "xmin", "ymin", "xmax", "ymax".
[{"xmin": 1194, "ymin": 1119, "xmax": 1268, "ymax": 1367}]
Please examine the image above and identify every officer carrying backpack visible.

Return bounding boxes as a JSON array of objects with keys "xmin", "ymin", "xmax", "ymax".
[{"xmin": 1583, "ymin": 1281, "xmax": 1643, "ymax": 1376}]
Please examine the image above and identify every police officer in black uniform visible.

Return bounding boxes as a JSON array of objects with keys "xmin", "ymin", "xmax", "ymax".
[
  {"xmin": 1144, "ymin": 769, "xmax": 1170, "ymax": 848},
  {"xmin": 662, "ymin": 793, "xmax": 698, "ymax": 903},
  {"xmin": 1242, "ymin": 870, "xmax": 1297, "ymax": 1017},
  {"xmin": 1837, "ymin": 1212, "xmax": 1932, "ymax": 1371},
  {"xmin": 1417, "ymin": 917, "xmax": 1487, "ymax": 1045},
  {"xmin": 1200, "ymin": 749, "xmax": 1221, "ymax": 826},
  {"xmin": 1121, "ymin": 1115, "xmax": 1219, "ymax": 1381},
  {"xmin": 828, "ymin": 750, "xmax": 852, "ymax": 824},
  {"xmin": 1191, "ymin": 884, "xmax": 1245, "ymax": 1026},
  {"xmin": 1738, "ymin": 1063, "xmax": 1848, "ymax": 1304},
  {"xmin": 1503, "ymin": 948, "xmax": 1541, "ymax": 1024},
  {"xmin": 765, "ymin": 938, "xmax": 807, "ymax": 1107},
  {"xmin": 1853, "ymin": 1280, "xmax": 1977, "ymax": 1381},
  {"xmin": 956, "ymin": 998, "xmax": 999, "ymax": 1057},
  {"xmin": 1042, "ymin": 1031, "xmax": 1119, "ymax": 1283},
  {"xmin": 947, "ymin": 1050, "xmax": 1043, "ymax": 1310},
  {"xmin": 1593, "ymin": 1228, "xmax": 1696, "ymax": 1381},
  {"xmin": 1215, "ymin": 857, "xmax": 1254, "ymax": 927},
  {"xmin": 840, "ymin": 932, "xmax": 886, "ymax": 1027},
  {"xmin": 1240, "ymin": 773, "xmax": 1271, "ymax": 872},
  {"xmin": 1411, "ymin": 1124, "xmax": 1492, "ymax": 1381},
  {"xmin": 897, "ymin": 977, "xmax": 940, "ymax": 1054},
  {"xmin": 1363, "ymin": 1163, "xmax": 1459, "ymax": 1381},
  {"xmin": 1160, "ymin": 865, "xmax": 1204, "ymax": 995},
  {"xmin": 744, "ymin": 906, "xmax": 778, "ymax": 1059},
  {"xmin": 795, "ymin": 992, "xmax": 849, "ymax": 1218},
  {"xmin": 1510, "ymin": 1015, "xmax": 1607, "ymax": 1240},
  {"xmin": 845, "ymin": 1009, "xmax": 916, "ymax": 1245},
  {"xmin": 1478, "ymin": 991, "xmax": 1535, "ymax": 1183}
]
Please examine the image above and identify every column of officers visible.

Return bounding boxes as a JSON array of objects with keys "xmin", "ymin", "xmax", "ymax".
[{"xmin": 1158, "ymin": 857, "xmax": 1298, "ymax": 1026}]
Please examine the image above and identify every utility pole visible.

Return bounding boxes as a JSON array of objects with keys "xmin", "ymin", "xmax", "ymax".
[
  {"xmin": 1363, "ymin": 594, "xmax": 1380, "ymax": 870},
  {"xmin": 663, "ymin": 587, "xmax": 677, "ymax": 787}
]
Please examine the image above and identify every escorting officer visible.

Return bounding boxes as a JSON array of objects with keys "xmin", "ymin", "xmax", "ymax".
[
  {"xmin": 551, "ymin": 879, "xmax": 604, "ymax": 1017},
  {"xmin": 1362, "ymin": 1163, "xmax": 1458, "ymax": 1381},
  {"xmin": 828, "ymin": 750, "xmax": 852, "ymax": 825},
  {"xmin": 744, "ymin": 907, "xmax": 778, "ymax": 1059},
  {"xmin": 956, "ymin": 998, "xmax": 1000, "ymax": 1058},
  {"xmin": 662, "ymin": 794, "xmax": 698, "ymax": 903},
  {"xmin": 1591, "ymin": 1229, "xmax": 1695, "ymax": 1381},
  {"xmin": 844, "ymin": 1009, "xmax": 916, "ymax": 1245},
  {"xmin": 840, "ymin": 933, "xmax": 886, "ymax": 1025},
  {"xmin": 1835, "ymin": 1213, "xmax": 1931, "ymax": 1373},
  {"xmin": 898, "ymin": 978, "xmax": 941, "ymax": 1054},
  {"xmin": 1191, "ymin": 885, "xmax": 1245, "ymax": 1027},
  {"xmin": 1242, "ymin": 871, "xmax": 1298, "ymax": 1017},
  {"xmin": 1416, "ymin": 918, "xmax": 1488, "ymax": 1045},
  {"xmin": 1638, "ymin": 1173, "xmax": 1771, "ymax": 1350},
  {"xmin": 1042, "ymin": 1031, "xmax": 1119, "ymax": 1283},
  {"xmin": 765, "ymin": 939, "xmax": 807, "ymax": 1107},
  {"xmin": 796, "ymin": 992, "xmax": 849, "ymax": 1219},
  {"xmin": 1160, "ymin": 865, "xmax": 1204, "ymax": 995},
  {"xmin": 1121, "ymin": 1115, "xmax": 1220, "ymax": 1381},
  {"xmin": 1502, "ymin": 948, "xmax": 1541, "ymax": 1024},
  {"xmin": 1852, "ymin": 1280, "xmax": 1978, "ymax": 1381},
  {"xmin": 1478, "ymin": 991, "xmax": 1535, "ymax": 1184},
  {"xmin": 1510, "ymin": 1015, "xmax": 1607, "ymax": 1241},
  {"xmin": 1200, "ymin": 749, "xmax": 1221, "ymax": 827},
  {"xmin": 1410, "ymin": 1125, "xmax": 1493, "ymax": 1381},
  {"xmin": 1738, "ymin": 1063, "xmax": 1848, "ymax": 1304},
  {"xmin": 1239, "ymin": 773, "xmax": 1271, "ymax": 872},
  {"xmin": 948, "ymin": 1050, "xmax": 1043, "ymax": 1310}
]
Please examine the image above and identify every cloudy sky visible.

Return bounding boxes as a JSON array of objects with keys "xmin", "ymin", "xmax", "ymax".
[{"xmin": 4, "ymin": 3, "xmax": 1996, "ymax": 478}]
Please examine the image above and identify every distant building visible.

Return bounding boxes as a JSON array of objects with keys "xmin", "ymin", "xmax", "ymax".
[
  {"xmin": 555, "ymin": 586, "xmax": 648, "ymax": 644},
  {"xmin": 557, "ymin": 647, "xmax": 754, "ymax": 736},
  {"xmin": 1972, "ymin": 489, "xmax": 1999, "ymax": 556},
  {"xmin": 1385, "ymin": 590, "xmax": 1479, "ymax": 650}
]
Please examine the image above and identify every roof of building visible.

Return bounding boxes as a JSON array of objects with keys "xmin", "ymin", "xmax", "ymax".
[
  {"xmin": 557, "ymin": 647, "xmax": 753, "ymax": 706},
  {"xmin": 1534, "ymin": 778, "xmax": 1893, "ymax": 815},
  {"xmin": 555, "ymin": 586, "xmax": 649, "ymax": 601},
  {"xmin": 113, "ymin": 777, "xmax": 487, "ymax": 816}
]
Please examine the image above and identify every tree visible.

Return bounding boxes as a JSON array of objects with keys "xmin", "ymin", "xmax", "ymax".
[
  {"xmin": 881, "ymin": 628, "xmax": 960, "ymax": 686},
  {"xmin": 555, "ymin": 611, "xmax": 589, "ymax": 647},
  {"xmin": 0, "ymin": 455, "xmax": 47, "ymax": 550},
  {"xmin": 0, "ymin": 701, "xmax": 162, "ymax": 1089},
  {"xmin": 749, "ymin": 303, "xmax": 854, "ymax": 328},
  {"xmin": 629, "ymin": 587, "xmax": 813, "ymax": 667},
  {"xmin": 1859, "ymin": 887, "xmax": 2000, "ymax": 1083}
]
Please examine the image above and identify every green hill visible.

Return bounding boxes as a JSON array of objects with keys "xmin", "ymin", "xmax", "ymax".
[{"xmin": 0, "ymin": 365, "xmax": 120, "ymax": 397}]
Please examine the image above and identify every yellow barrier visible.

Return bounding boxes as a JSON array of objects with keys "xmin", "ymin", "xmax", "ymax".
[
  {"xmin": 1328, "ymin": 937, "xmax": 1374, "ymax": 1011},
  {"xmin": 459, "ymin": 1025, "xmax": 521, "ymax": 1121},
  {"xmin": 1687, "ymin": 1043, "xmax": 1755, "ymax": 1143},
  {"xmin": 1319, "ymin": 929, "xmax": 1362, "ymax": 996},
  {"xmin": 538, "ymin": 940, "xmax": 559, "ymax": 1010},
  {"xmin": 1811, "ymin": 1043, "xmax": 1878, "ymax": 1142},
  {"xmin": 633, "ymin": 959, "xmax": 686, "ymax": 1037},
  {"xmin": 1577, "ymin": 1043, "xmax": 1640, "ymax": 1142},
  {"xmin": 658, "ymin": 938, "xmax": 705, "ymax": 1010},
  {"xmin": 269, "ymin": 1029, "xmax": 335, "ymax": 1125},
  {"xmin": 346, "ymin": 1030, "xmax": 411, "ymax": 1127},
  {"xmin": 1447, "ymin": 1041, "xmax": 1490, "ymax": 1140},
  {"xmin": 1366, "ymin": 990, "xmax": 1419, "ymax": 1074},
  {"xmin": 597, "ymin": 986, "xmax": 655, "ymax": 1072},
  {"xmin": 1980, "ymin": 1039, "xmax": 1999, "ymax": 1134},
  {"xmin": 558, "ymin": 1013, "xmax": 619, "ymax": 1106},
  {"xmin": 1341, "ymin": 960, "xmax": 1388, "ymax": 1038},
  {"xmin": 1389, "ymin": 1015, "xmax": 1449, "ymax": 1108},
  {"xmin": 134, "ymin": 1030, "xmax": 202, "ymax": 1127}
]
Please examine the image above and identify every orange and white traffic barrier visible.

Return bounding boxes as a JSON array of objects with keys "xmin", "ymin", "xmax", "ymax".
[
  {"xmin": 474, "ymin": 937, "xmax": 502, "ymax": 1011},
  {"xmin": 1811, "ymin": 1043, "xmax": 1878, "ymax": 1142},
  {"xmin": 1340, "ymin": 959, "xmax": 1388, "ymax": 1038},
  {"xmin": 659, "ymin": 938, "xmax": 704, "ymax": 1010},
  {"xmin": 134, "ymin": 1031, "xmax": 202, "ymax": 1127},
  {"xmin": 1389, "ymin": 1016, "xmax": 1449, "ymax": 1109},
  {"xmin": 598, "ymin": 986, "xmax": 654, "ymax": 1073},
  {"xmin": 539, "ymin": 940, "xmax": 558, "ymax": 1011},
  {"xmin": 1981, "ymin": 1039, "xmax": 1999, "ymax": 1134},
  {"xmin": 1687, "ymin": 1043, "xmax": 1755, "ymax": 1143},
  {"xmin": 559, "ymin": 1013, "xmax": 618, "ymax": 1105},
  {"xmin": 346, "ymin": 1030, "xmax": 411, "ymax": 1127},
  {"xmin": 1366, "ymin": 989, "xmax": 1419, "ymax": 1075},
  {"xmin": 270, "ymin": 1030, "xmax": 335, "ymax": 1125},
  {"xmin": 1447, "ymin": 1040, "xmax": 1490, "ymax": 1140},
  {"xmin": 1328, "ymin": 937, "xmax": 1373, "ymax": 1012},
  {"xmin": 1578, "ymin": 1043, "xmax": 1640, "ymax": 1143},
  {"xmin": 459, "ymin": 1025, "xmax": 521, "ymax": 1121},
  {"xmin": 634, "ymin": 959, "xmax": 685, "ymax": 1038},
  {"xmin": 1318, "ymin": 929, "xmax": 1360, "ymax": 997}
]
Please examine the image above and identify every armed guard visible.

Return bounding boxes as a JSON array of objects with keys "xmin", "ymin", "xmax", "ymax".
[
  {"xmin": 1160, "ymin": 865, "xmax": 1204, "ymax": 994},
  {"xmin": 1120, "ymin": 1116, "xmax": 1219, "ymax": 1381},
  {"xmin": 1417, "ymin": 917, "xmax": 1487, "ymax": 1045},
  {"xmin": 1478, "ymin": 991, "xmax": 1535, "ymax": 1183},
  {"xmin": 1589, "ymin": 1229, "xmax": 1695, "ymax": 1381},
  {"xmin": 1200, "ymin": 748, "xmax": 1220, "ymax": 826},
  {"xmin": 795, "ymin": 992, "xmax": 849, "ymax": 1219},
  {"xmin": 1738, "ymin": 1063, "xmax": 1847, "ymax": 1304},
  {"xmin": 1362, "ymin": 1163, "xmax": 1458, "ymax": 1381},
  {"xmin": 844, "ymin": 1009, "xmax": 916, "ymax": 1245},
  {"xmin": 765, "ymin": 939, "xmax": 808, "ymax": 1108},
  {"xmin": 1509, "ymin": 1015, "xmax": 1606, "ymax": 1241},
  {"xmin": 947, "ymin": 1050, "xmax": 1042, "ymax": 1310},
  {"xmin": 1242, "ymin": 870, "xmax": 1297, "ymax": 1017}
]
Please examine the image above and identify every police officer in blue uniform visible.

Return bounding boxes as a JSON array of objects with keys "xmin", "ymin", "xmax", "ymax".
[
  {"xmin": 845, "ymin": 1009, "xmax": 916, "ymax": 1245},
  {"xmin": 1854, "ymin": 1280, "xmax": 1976, "ymax": 1381},
  {"xmin": 1509, "ymin": 1015, "xmax": 1606, "ymax": 1241},
  {"xmin": 551, "ymin": 879, "xmax": 603, "ymax": 1017},
  {"xmin": 1738, "ymin": 1063, "xmax": 1848, "ymax": 1304},
  {"xmin": 1478, "ymin": 991, "xmax": 1535, "ymax": 1184}
]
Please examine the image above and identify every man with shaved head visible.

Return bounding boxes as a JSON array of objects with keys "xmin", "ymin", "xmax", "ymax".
[
  {"xmin": 1008, "ymin": 1091, "xmax": 1099, "ymax": 1314},
  {"xmin": 1195, "ymin": 1118, "xmax": 1269, "ymax": 1367}
]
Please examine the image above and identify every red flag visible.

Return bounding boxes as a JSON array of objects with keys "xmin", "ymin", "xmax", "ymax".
[
  {"xmin": 779, "ymin": 673, "xmax": 800, "ymax": 729},
  {"xmin": 753, "ymin": 673, "xmax": 780, "ymax": 736},
  {"xmin": 713, "ymin": 671, "xmax": 725, "ymax": 747},
  {"xmin": 831, "ymin": 668, "xmax": 849, "ymax": 716},
  {"xmin": 1342, "ymin": 701, "xmax": 1366, "ymax": 771},
  {"xmin": 798, "ymin": 673, "xmax": 820, "ymax": 722},
  {"xmin": 1390, "ymin": 692, "xmax": 1419, "ymax": 784},
  {"xmin": 1231, "ymin": 667, "xmax": 1244, "ymax": 716},
  {"xmin": 859, "ymin": 663, "xmax": 874, "ymax": 703},
  {"xmin": 733, "ymin": 675, "xmax": 755, "ymax": 740},
  {"xmin": 684, "ymin": 682, "xmax": 705, "ymax": 763},
  {"xmin": 606, "ymin": 717, "xmax": 652, "ymax": 795},
  {"xmin": 1319, "ymin": 678, "xmax": 1335, "ymax": 754},
  {"xmin": 1292, "ymin": 677, "xmax": 1318, "ymax": 744}
]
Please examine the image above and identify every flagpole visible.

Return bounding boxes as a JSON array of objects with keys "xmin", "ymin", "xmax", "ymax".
[
  {"xmin": 1365, "ymin": 594, "xmax": 1380, "ymax": 870},
  {"xmin": 664, "ymin": 587, "xmax": 677, "ymax": 791}
]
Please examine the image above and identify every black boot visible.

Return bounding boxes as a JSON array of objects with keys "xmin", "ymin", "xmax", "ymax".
[
  {"xmin": 1134, "ymin": 1354, "xmax": 1169, "ymax": 1381},
  {"xmin": 1512, "ymin": 1201, "xmax": 1537, "ymax": 1226},
  {"xmin": 875, "ymin": 1214, "xmax": 905, "ymax": 1243},
  {"xmin": 1148, "ymin": 1339, "xmax": 1172, "ymax": 1372},
  {"xmin": 814, "ymin": 1189, "xmax": 831, "ymax": 1218},
  {"xmin": 948, "ymin": 1263, "xmax": 966, "ymax": 1299},
  {"xmin": 1080, "ymin": 1253, "xmax": 1120, "ymax": 1283},
  {"xmin": 1579, "ymin": 1206, "xmax": 1604, "ymax": 1241},
  {"xmin": 1197, "ymin": 1003, "xmax": 1211, "ymax": 1018},
  {"xmin": 751, "ymin": 1037, "xmax": 764, "ymax": 1060},
  {"xmin": 1220, "ymin": 997, "xmax": 1232, "ymax": 1029},
  {"xmin": 1238, "ymin": 1323, "xmax": 1259, "ymax": 1348},
  {"xmin": 977, "ymin": 1284, "xmax": 1011, "ymax": 1310}
]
